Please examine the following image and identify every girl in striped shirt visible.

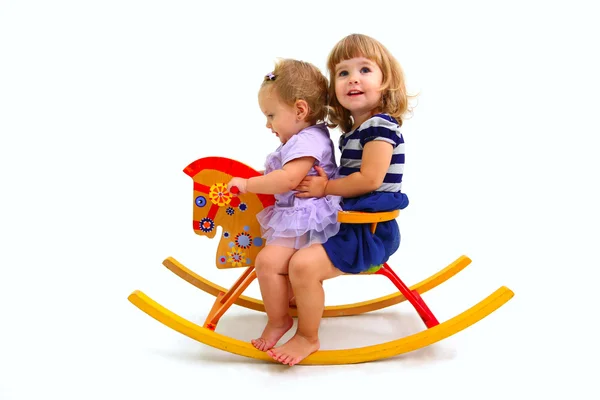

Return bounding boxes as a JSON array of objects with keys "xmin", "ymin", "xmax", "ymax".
[{"xmin": 266, "ymin": 33, "xmax": 413, "ymax": 366}]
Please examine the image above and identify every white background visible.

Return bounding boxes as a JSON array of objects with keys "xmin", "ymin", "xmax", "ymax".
[{"xmin": 1, "ymin": 0, "xmax": 598, "ymax": 399}]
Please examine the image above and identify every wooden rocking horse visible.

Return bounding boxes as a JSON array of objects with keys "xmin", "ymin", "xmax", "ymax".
[{"xmin": 128, "ymin": 156, "xmax": 514, "ymax": 365}]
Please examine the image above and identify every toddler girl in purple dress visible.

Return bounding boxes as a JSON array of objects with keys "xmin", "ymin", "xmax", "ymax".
[{"xmin": 227, "ymin": 59, "xmax": 341, "ymax": 352}]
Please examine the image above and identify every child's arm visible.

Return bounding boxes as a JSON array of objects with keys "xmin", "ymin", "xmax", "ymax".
[
  {"xmin": 227, "ymin": 157, "xmax": 315, "ymax": 195},
  {"xmin": 295, "ymin": 141, "xmax": 393, "ymax": 198}
]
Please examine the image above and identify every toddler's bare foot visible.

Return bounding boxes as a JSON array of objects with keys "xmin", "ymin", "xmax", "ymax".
[
  {"xmin": 251, "ymin": 316, "xmax": 293, "ymax": 351},
  {"xmin": 267, "ymin": 333, "xmax": 320, "ymax": 366}
]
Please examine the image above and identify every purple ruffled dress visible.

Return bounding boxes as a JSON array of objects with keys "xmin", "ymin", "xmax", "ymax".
[{"xmin": 255, "ymin": 123, "xmax": 342, "ymax": 249}]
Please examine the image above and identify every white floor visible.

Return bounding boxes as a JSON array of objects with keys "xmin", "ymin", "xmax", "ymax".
[{"xmin": 1, "ymin": 1, "xmax": 598, "ymax": 399}]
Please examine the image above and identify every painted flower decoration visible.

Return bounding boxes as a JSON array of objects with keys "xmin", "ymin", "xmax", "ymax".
[
  {"xmin": 199, "ymin": 217, "xmax": 214, "ymax": 233},
  {"xmin": 209, "ymin": 183, "xmax": 232, "ymax": 206},
  {"xmin": 235, "ymin": 232, "xmax": 253, "ymax": 249},
  {"xmin": 226, "ymin": 247, "xmax": 246, "ymax": 267}
]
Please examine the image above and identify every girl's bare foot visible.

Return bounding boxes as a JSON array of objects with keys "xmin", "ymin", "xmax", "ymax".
[
  {"xmin": 266, "ymin": 333, "xmax": 320, "ymax": 366},
  {"xmin": 251, "ymin": 316, "xmax": 294, "ymax": 351}
]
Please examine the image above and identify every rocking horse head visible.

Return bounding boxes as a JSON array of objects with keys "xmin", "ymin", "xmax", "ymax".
[{"xmin": 183, "ymin": 156, "xmax": 275, "ymax": 269}]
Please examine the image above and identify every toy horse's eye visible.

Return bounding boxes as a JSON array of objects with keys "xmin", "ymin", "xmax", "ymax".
[{"xmin": 195, "ymin": 196, "xmax": 207, "ymax": 207}]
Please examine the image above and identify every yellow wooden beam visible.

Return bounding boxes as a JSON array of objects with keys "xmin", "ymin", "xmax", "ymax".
[
  {"xmin": 128, "ymin": 286, "xmax": 514, "ymax": 365},
  {"xmin": 162, "ymin": 255, "xmax": 472, "ymax": 317}
]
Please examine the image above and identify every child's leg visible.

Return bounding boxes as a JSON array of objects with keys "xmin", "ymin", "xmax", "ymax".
[
  {"xmin": 287, "ymin": 278, "xmax": 296, "ymax": 306},
  {"xmin": 267, "ymin": 243, "xmax": 343, "ymax": 365},
  {"xmin": 272, "ymin": 238, "xmax": 301, "ymax": 306},
  {"xmin": 252, "ymin": 244, "xmax": 297, "ymax": 351}
]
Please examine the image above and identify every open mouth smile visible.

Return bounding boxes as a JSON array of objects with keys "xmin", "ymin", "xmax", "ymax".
[{"xmin": 347, "ymin": 90, "xmax": 364, "ymax": 96}]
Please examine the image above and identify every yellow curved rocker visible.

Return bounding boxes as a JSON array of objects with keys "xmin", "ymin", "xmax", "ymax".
[{"xmin": 128, "ymin": 156, "xmax": 514, "ymax": 365}]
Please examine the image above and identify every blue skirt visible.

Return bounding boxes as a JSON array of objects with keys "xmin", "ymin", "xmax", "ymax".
[{"xmin": 322, "ymin": 191, "xmax": 409, "ymax": 274}]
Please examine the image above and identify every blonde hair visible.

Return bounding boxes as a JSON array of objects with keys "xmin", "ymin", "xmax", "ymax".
[
  {"xmin": 326, "ymin": 33, "xmax": 414, "ymax": 133},
  {"xmin": 260, "ymin": 58, "xmax": 328, "ymax": 124}
]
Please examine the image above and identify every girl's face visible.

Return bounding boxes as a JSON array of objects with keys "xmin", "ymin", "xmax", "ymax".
[
  {"xmin": 334, "ymin": 57, "xmax": 383, "ymax": 128},
  {"xmin": 258, "ymin": 87, "xmax": 306, "ymax": 144}
]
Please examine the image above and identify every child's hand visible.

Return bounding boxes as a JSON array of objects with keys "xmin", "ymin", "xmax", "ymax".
[
  {"xmin": 227, "ymin": 177, "xmax": 248, "ymax": 194},
  {"xmin": 294, "ymin": 165, "xmax": 329, "ymax": 198}
]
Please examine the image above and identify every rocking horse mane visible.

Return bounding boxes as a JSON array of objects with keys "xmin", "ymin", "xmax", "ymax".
[
  {"xmin": 184, "ymin": 156, "xmax": 255, "ymax": 179},
  {"xmin": 184, "ymin": 156, "xmax": 274, "ymax": 208}
]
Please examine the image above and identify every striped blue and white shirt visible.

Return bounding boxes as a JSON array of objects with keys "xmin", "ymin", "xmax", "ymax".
[{"xmin": 338, "ymin": 113, "xmax": 405, "ymax": 192}]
